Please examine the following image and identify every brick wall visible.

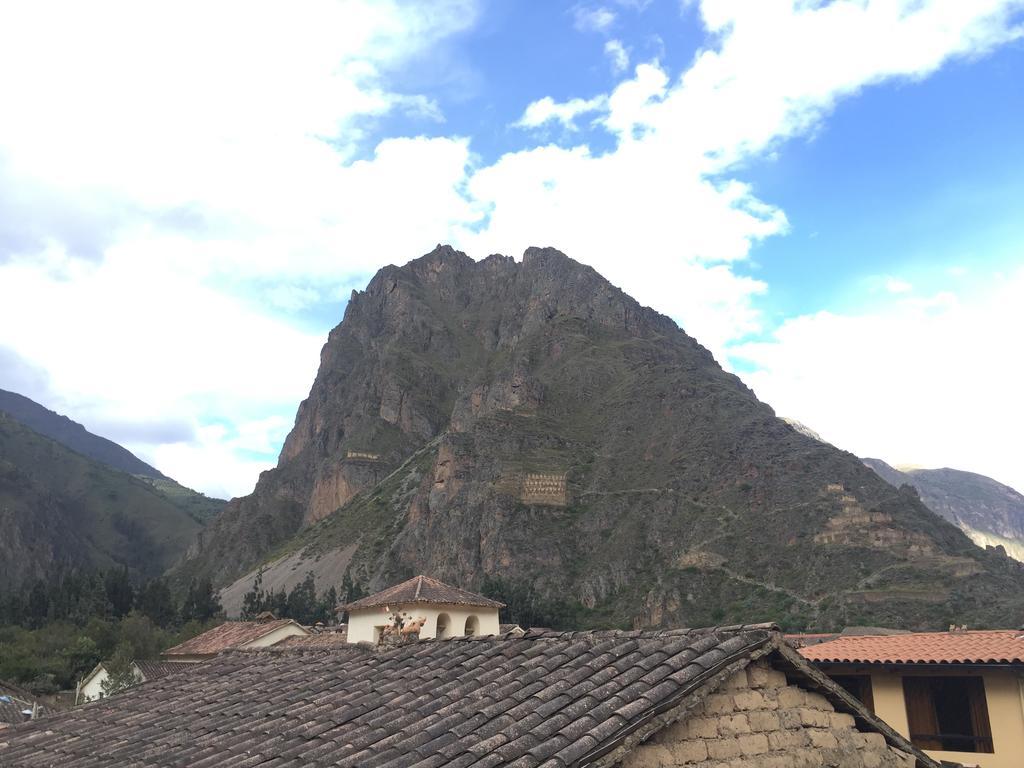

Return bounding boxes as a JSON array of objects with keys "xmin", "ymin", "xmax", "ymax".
[{"xmin": 620, "ymin": 660, "xmax": 915, "ymax": 768}]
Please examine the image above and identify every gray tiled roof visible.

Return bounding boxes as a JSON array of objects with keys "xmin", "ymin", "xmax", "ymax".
[
  {"xmin": 132, "ymin": 660, "xmax": 197, "ymax": 681},
  {"xmin": 0, "ymin": 625, "xmax": 929, "ymax": 767},
  {"xmin": 342, "ymin": 574, "xmax": 505, "ymax": 611},
  {"xmin": 0, "ymin": 681, "xmax": 36, "ymax": 726}
]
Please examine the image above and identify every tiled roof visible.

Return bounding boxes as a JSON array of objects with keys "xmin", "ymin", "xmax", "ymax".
[
  {"xmin": 0, "ymin": 625, "xmax": 932, "ymax": 767},
  {"xmin": 277, "ymin": 629, "xmax": 350, "ymax": 648},
  {"xmin": 799, "ymin": 629, "xmax": 1024, "ymax": 665},
  {"xmin": 342, "ymin": 574, "xmax": 505, "ymax": 611},
  {"xmin": 0, "ymin": 681, "xmax": 36, "ymax": 726},
  {"xmin": 132, "ymin": 660, "xmax": 197, "ymax": 680},
  {"xmin": 162, "ymin": 619, "xmax": 302, "ymax": 657}
]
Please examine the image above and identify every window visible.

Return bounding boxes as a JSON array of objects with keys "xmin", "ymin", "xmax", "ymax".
[
  {"xmin": 464, "ymin": 615, "xmax": 479, "ymax": 637},
  {"xmin": 436, "ymin": 613, "xmax": 451, "ymax": 639},
  {"xmin": 903, "ymin": 676, "xmax": 993, "ymax": 753},
  {"xmin": 830, "ymin": 675, "xmax": 874, "ymax": 713}
]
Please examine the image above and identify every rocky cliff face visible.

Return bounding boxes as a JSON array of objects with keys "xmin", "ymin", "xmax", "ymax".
[
  {"xmin": 180, "ymin": 246, "xmax": 1024, "ymax": 630},
  {"xmin": 863, "ymin": 458, "xmax": 1024, "ymax": 562}
]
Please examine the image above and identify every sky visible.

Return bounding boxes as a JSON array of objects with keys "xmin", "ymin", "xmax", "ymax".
[{"xmin": 0, "ymin": 0, "xmax": 1022, "ymax": 499}]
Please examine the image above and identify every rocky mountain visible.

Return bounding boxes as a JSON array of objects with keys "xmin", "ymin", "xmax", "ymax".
[
  {"xmin": 863, "ymin": 458, "xmax": 1024, "ymax": 563},
  {"xmin": 0, "ymin": 388, "xmax": 165, "ymax": 479},
  {"xmin": 0, "ymin": 413, "xmax": 220, "ymax": 590},
  {"xmin": 179, "ymin": 245, "xmax": 1024, "ymax": 630}
]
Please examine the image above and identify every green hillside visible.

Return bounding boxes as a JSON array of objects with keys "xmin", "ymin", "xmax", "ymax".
[{"xmin": 0, "ymin": 414, "xmax": 208, "ymax": 590}]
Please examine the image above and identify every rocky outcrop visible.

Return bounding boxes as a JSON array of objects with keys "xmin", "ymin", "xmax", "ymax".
[{"xmin": 179, "ymin": 245, "xmax": 1024, "ymax": 630}]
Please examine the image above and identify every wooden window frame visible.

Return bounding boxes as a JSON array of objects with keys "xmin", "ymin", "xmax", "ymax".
[{"xmin": 903, "ymin": 675, "xmax": 993, "ymax": 754}]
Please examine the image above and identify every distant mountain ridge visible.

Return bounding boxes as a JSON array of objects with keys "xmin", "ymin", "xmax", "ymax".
[
  {"xmin": 779, "ymin": 418, "xmax": 1024, "ymax": 564},
  {"xmin": 179, "ymin": 245, "xmax": 1024, "ymax": 630},
  {"xmin": 0, "ymin": 388, "xmax": 165, "ymax": 479},
  {"xmin": 0, "ymin": 392, "xmax": 227, "ymax": 590},
  {"xmin": 862, "ymin": 458, "xmax": 1024, "ymax": 562}
]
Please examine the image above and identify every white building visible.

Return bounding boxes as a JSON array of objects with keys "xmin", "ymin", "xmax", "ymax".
[
  {"xmin": 161, "ymin": 616, "xmax": 309, "ymax": 662},
  {"xmin": 342, "ymin": 575, "xmax": 504, "ymax": 644},
  {"xmin": 77, "ymin": 616, "xmax": 310, "ymax": 703},
  {"xmin": 76, "ymin": 660, "xmax": 194, "ymax": 704}
]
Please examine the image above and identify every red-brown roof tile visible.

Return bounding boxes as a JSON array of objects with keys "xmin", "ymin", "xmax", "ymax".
[
  {"xmin": 342, "ymin": 574, "xmax": 504, "ymax": 611},
  {"xmin": 162, "ymin": 619, "xmax": 302, "ymax": 657},
  {"xmin": 277, "ymin": 629, "xmax": 349, "ymax": 648},
  {"xmin": 799, "ymin": 629, "xmax": 1024, "ymax": 665}
]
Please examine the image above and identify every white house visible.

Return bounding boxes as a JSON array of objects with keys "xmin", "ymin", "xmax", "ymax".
[
  {"xmin": 160, "ymin": 616, "xmax": 309, "ymax": 662},
  {"xmin": 76, "ymin": 660, "xmax": 193, "ymax": 704},
  {"xmin": 341, "ymin": 575, "xmax": 504, "ymax": 644},
  {"xmin": 77, "ymin": 616, "xmax": 310, "ymax": 703}
]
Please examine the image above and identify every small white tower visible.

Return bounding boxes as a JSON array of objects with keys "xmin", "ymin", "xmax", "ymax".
[{"xmin": 341, "ymin": 575, "xmax": 504, "ymax": 644}]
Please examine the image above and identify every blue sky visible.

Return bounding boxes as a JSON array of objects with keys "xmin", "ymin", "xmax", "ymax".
[{"xmin": 0, "ymin": 1, "xmax": 1022, "ymax": 497}]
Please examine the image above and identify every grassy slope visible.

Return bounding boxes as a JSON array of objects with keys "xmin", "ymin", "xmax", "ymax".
[{"xmin": 0, "ymin": 414, "xmax": 206, "ymax": 587}]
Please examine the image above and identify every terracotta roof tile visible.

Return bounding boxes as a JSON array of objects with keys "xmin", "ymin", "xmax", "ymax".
[
  {"xmin": 163, "ymin": 619, "xmax": 302, "ymax": 656},
  {"xmin": 798, "ymin": 629, "xmax": 1024, "ymax": 664},
  {"xmin": 277, "ymin": 630, "xmax": 349, "ymax": 648},
  {"xmin": 342, "ymin": 575, "xmax": 505, "ymax": 611}
]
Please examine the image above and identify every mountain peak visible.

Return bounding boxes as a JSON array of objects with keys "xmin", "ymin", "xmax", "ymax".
[{"xmin": 180, "ymin": 247, "xmax": 1024, "ymax": 629}]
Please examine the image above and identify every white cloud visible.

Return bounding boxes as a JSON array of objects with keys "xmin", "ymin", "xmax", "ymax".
[
  {"xmin": 1, "ymin": 0, "xmax": 1022, "ymax": 497},
  {"xmin": 0, "ymin": 246, "xmax": 325, "ymax": 496},
  {"xmin": 732, "ymin": 266, "xmax": 1024, "ymax": 493},
  {"xmin": 514, "ymin": 96, "xmax": 609, "ymax": 131},
  {"xmin": 574, "ymin": 5, "xmax": 618, "ymax": 33},
  {"xmin": 461, "ymin": 1, "xmax": 1024, "ymax": 359},
  {"xmin": 885, "ymin": 277, "xmax": 914, "ymax": 294},
  {"xmin": 0, "ymin": 0, "xmax": 481, "ymax": 496},
  {"xmin": 604, "ymin": 39, "xmax": 631, "ymax": 73}
]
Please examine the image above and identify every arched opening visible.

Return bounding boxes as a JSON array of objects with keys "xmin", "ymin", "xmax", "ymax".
[
  {"xmin": 464, "ymin": 615, "xmax": 479, "ymax": 637},
  {"xmin": 436, "ymin": 613, "xmax": 451, "ymax": 639}
]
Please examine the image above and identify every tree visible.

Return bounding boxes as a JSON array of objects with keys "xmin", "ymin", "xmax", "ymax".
[
  {"xmin": 61, "ymin": 635, "xmax": 101, "ymax": 682},
  {"xmin": 318, "ymin": 586, "xmax": 338, "ymax": 625},
  {"xmin": 240, "ymin": 570, "xmax": 267, "ymax": 621},
  {"xmin": 340, "ymin": 572, "xmax": 365, "ymax": 604},
  {"xmin": 286, "ymin": 573, "xmax": 317, "ymax": 625},
  {"xmin": 181, "ymin": 578, "xmax": 222, "ymax": 623},
  {"xmin": 104, "ymin": 567, "xmax": 134, "ymax": 619},
  {"xmin": 265, "ymin": 588, "xmax": 287, "ymax": 618},
  {"xmin": 26, "ymin": 580, "xmax": 49, "ymax": 628},
  {"xmin": 73, "ymin": 572, "xmax": 112, "ymax": 624},
  {"xmin": 99, "ymin": 642, "xmax": 138, "ymax": 698},
  {"xmin": 117, "ymin": 613, "xmax": 165, "ymax": 660},
  {"xmin": 136, "ymin": 579, "xmax": 176, "ymax": 627}
]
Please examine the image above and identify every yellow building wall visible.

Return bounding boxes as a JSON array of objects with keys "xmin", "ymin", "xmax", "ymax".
[
  {"xmin": 865, "ymin": 668, "xmax": 1024, "ymax": 768},
  {"xmin": 347, "ymin": 603, "xmax": 500, "ymax": 644}
]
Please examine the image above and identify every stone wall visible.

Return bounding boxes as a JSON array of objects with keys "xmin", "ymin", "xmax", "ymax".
[
  {"xmin": 520, "ymin": 472, "xmax": 568, "ymax": 506},
  {"xmin": 620, "ymin": 660, "xmax": 915, "ymax": 768}
]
